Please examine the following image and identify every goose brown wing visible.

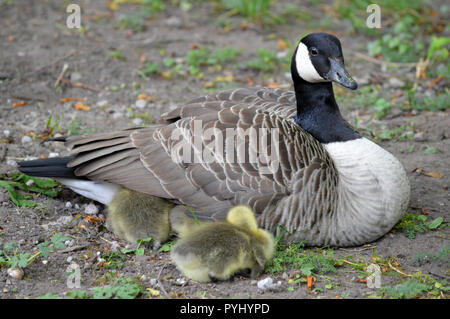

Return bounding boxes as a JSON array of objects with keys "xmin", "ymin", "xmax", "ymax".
[{"xmin": 63, "ymin": 87, "xmax": 336, "ymax": 221}]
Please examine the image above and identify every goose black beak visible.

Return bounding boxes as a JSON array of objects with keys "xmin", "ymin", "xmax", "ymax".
[{"xmin": 326, "ymin": 58, "xmax": 358, "ymax": 90}]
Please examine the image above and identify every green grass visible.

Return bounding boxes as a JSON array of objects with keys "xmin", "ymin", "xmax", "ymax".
[
  {"xmin": 380, "ymin": 279, "xmax": 431, "ymax": 299},
  {"xmin": 139, "ymin": 45, "xmax": 241, "ymax": 79},
  {"xmin": 221, "ymin": 0, "xmax": 271, "ymax": 18},
  {"xmin": 0, "ymin": 173, "xmax": 60, "ymax": 208},
  {"xmin": 408, "ymin": 88, "xmax": 450, "ymax": 112},
  {"xmin": 0, "ymin": 233, "xmax": 72, "ymax": 270},
  {"xmin": 393, "ymin": 214, "xmax": 446, "ymax": 239},
  {"xmin": 117, "ymin": 0, "xmax": 165, "ymax": 32},
  {"xmin": 92, "ymin": 277, "xmax": 144, "ymax": 299},
  {"xmin": 244, "ymin": 48, "xmax": 290, "ymax": 73},
  {"xmin": 265, "ymin": 241, "xmax": 341, "ymax": 276}
]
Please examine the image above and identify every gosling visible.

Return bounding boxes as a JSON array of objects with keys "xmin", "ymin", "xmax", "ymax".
[{"xmin": 170, "ymin": 205, "xmax": 275, "ymax": 282}]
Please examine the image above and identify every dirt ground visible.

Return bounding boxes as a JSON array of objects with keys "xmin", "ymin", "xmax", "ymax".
[{"xmin": 0, "ymin": 1, "xmax": 448, "ymax": 299}]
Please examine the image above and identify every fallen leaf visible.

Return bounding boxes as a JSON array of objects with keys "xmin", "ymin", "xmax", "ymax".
[
  {"xmin": 428, "ymin": 75, "xmax": 444, "ymax": 90},
  {"xmin": 215, "ymin": 74, "xmax": 233, "ymax": 82},
  {"xmin": 267, "ymin": 82, "xmax": 279, "ymax": 88},
  {"xmin": 246, "ymin": 76, "xmax": 254, "ymax": 86},
  {"xmin": 358, "ymin": 278, "xmax": 367, "ymax": 283},
  {"xmin": 277, "ymin": 38, "xmax": 289, "ymax": 51},
  {"xmin": 140, "ymin": 55, "xmax": 147, "ymax": 63},
  {"xmin": 222, "ymin": 24, "xmax": 232, "ymax": 33},
  {"xmin": 137, "ymin": 93, "xmax": 148, "ymax": 100},
  {"xmin": 107, "ymin": 0, "xmax": 118, "ymax": 11},
  {"xmin": 13, "ymin": 101, "xmax": 27, "ymax": 108},
  {"xmin": 423, "ymin": 172, "xmax": 443, "ymax": 178},
  {"xmin": 419, "ymin": 70, "xmax": 426, "ymax": 79},
  {"xmin": 306, "ymin": 275, "xmax": 316, "ymax": 290},
  {"xmin": 60, "ymin": 97, "xmax": 86, "ymax": 103},
  {"xmin": 147, "ymin": 288, "xmax": 160, "ymax": 297},
  {"xmin": 8, "ymin": 35, "xmax": 15, "ymax": 42},
  {"xmin": 84, "ymin": 216, "xmax": 105, "ymax": 223},
  {"xmin": 74, "ymin": 103, "xmax": 91, "ymax": 112},
  {"xmin": 160, "ymin": 71, "xmax": 172, "ymax": 79}
]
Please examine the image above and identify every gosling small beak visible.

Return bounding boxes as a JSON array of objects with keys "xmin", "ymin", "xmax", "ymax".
[{"xmin": 325, "ymin": 58, "xmax": 358, "ymax": 90}]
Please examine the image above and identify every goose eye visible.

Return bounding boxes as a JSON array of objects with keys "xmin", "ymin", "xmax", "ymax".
[{"xmin": 310, "ymin": 47, "xmax": 318, "ymax": 56}]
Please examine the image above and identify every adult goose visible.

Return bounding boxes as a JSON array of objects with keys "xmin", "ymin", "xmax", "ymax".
[{"xmin": 18, "ymin": 33, "xmax": 410, "ymax": 247}]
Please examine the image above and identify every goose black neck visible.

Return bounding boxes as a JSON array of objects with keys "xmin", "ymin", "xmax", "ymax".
[{"xmin": 291, "ymin": 63, "xmax": 360, "ymax": 144}]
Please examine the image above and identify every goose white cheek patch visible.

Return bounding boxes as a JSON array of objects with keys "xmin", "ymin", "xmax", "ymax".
[{"xmin": 295, "ymin": 42, "xmax": 327, "ymax": 83}]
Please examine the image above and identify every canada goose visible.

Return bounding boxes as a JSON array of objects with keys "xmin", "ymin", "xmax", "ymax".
[
  {"xmin": 170, "ymin": 205, "xmax": 275, "ymax": 282},
  {"xmin": 18, "ymin": 32, "xmax": 410, "ymax": 247},
  {"xmin": 107, "ymin": 187, "xmax": 173, "ymax": 248}
]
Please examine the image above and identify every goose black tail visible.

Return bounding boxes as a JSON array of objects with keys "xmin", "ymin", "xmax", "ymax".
[{"xmin": 17, "ymin": 156, "xmax": 80, "ymax": 179}]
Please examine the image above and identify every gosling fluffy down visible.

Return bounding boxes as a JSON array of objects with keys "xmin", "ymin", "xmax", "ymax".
[
  {"xmin": 170, "ymin": 205, "xmax": 275, "ymax": 282},
  {"xmin": 107, "ymin": 188, "xmax": 172, "ymax": 247}
]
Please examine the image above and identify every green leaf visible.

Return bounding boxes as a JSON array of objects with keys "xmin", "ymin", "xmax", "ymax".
[
  {"xmin": 38, "ymin": 241, "xmax": 51, "ymax": 259},
  {"xmin": 17, "ymin": 253, "xmax": 32, "ymax": 268},
  {"xmin": 425, "ymin": 147, "xmax": 437, "ymax": 154},
  {"xmin": 134, "ymin": 247, "xmax": 145, "ymax": 256},
  {"xmin": 66, "ymin": 290, "xmax": 89, "ymax": 299},
  {"xmin": 92, "ymin": 286, "xmax": 114, "ymax": 299},
  {"xmin": 114, "ymin": 283, "xmax": 141, "ymax": 299},
  {"xmin": 380, "ymin": 279, "xmax": 430, "ymax": 299},
  {"xmin": 300, "ymin": 264, "xmax": 314, "ymax": 276},
  {"xmin": 51, "ymin": 233, "xmax": 72, "ymax": 250},
  {"xmin": 428, "ymin": 217, "xmax": 443, "ymax": 230},
  {"xmin": 158, "ymin": 241, "xmax": 174, "ymax": 253},
  {"xmin": 0, "ymin": 180, "xmax": 36, "ymax": 207}
]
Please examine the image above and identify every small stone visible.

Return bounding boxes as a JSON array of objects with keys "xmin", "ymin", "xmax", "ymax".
[
  {"xmin": 174, "ymin": 278, "xmax": 187, "ymax": 286},
  {"xmin": 132, "ymin": 118, "xmax": 143, "ymax": 126},
  {"xmin": 42, "ymin": 260, "xmax": 48, "ymax": 265},
  {"xmin": 65, "ymin": 201, "xmax": 73, "ymax": 208},
  {"xmin": 112, "ymin": 112, "xmax": 123, "ymax": 120},
  {"xmin": 257, "ymin": 277, "xmax": 282, "ymax": 291},
  {"xmin": 84, "ymin": 203, "xmax": 99, "ymax": 215},
  {"xmin": 257, "ymin": 277, "xmax": 273, "ymax": 290},
  {"xmin": 64, "ymin": 240, "xmax": 74, "ymax": 247},
  {"xmin": 97, "ymin": 100, "xmax": 108, "ymax": 107},
  {"xmin": 48, "ymin": 152, "xmax": 59, "ymax": 158},
  {"xmin": 413, "ymin": 132, "xmax": 427, "ymax": 142},
  {"xmin": 109, "ymin": 241, "xmax": 120, "ymax": 252},
  {"xmin": 70, "ymin": 72, "xmax": 82, "ymax": 82},
  {"xmin": 67, "ymin": 256, "xmax": 73, "ymax": 263},
  {"xmin": 166, "ymin": 16, "xmax": 182, "ymax": 27},
  {"xmin": 3, "ymin": 130, "xmax": 10, "ymax": 137},
  {"xmin": 149, "ymin": 278, "xmax": 158, "ymax": 286},
  {"xmin": 388, "ymin": 77, "xmax": 405, "ymax": 88},
  {"xmin": 6, "ymin": 159, "xmax": 17, "ymax": 167},
  {"xmin": 276, "ymin": 51, "xmax": 288, "ymax": 59},
  {"xmin": 25, "ymin": 179, "xmax": 34, "ymax": 186},
  {"xmin": 7, "ymin": 268, "xmax": 24, "ymax": 280},
  {"xmin": 75, "ymin": 204, "xmax": 80, "ymax": 209},
  {"xmin": 135, "ymin": 99, "xmax": 147, "ymax": 109},
  {"xmin": 57, "ymin": 216, "xmax": 72, "ymax": 225},
  {"xmin": 21, "ymin": 135, "xmax": 32, "ymax": 144}
]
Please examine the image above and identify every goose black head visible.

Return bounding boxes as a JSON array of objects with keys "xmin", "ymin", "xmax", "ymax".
[{"xmin": 292, "ymin": 33, "xmax": 357, "ymax": 90}]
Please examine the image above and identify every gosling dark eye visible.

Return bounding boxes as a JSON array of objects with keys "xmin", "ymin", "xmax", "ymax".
[{"xmin": 310, "ymin": 47, "xmax": 318, "ymax": 56}]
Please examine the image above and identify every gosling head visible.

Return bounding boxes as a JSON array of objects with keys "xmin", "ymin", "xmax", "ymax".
[
  {"xmin": 292, "ymin": 32, "xmax": 357, "ymax": 90},
  {"xmin": 226, "ymin": 205, "xmax": 275, "ymax": 260},
  {"xmin": 226, "ymin": 205, "xmax": 259, "ymax": 233}
]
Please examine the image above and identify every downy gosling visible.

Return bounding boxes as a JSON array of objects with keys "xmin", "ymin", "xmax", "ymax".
[{"xmin": 170, "ymin": 205, "xmax": 275, "ymax": 282}]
